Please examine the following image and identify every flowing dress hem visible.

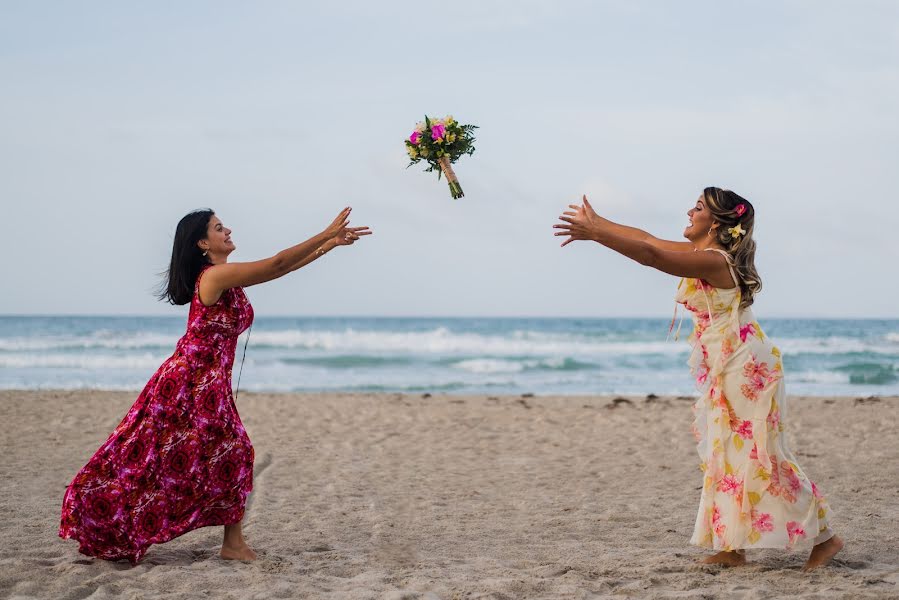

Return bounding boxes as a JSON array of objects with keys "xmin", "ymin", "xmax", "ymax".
[{"xmin": 58, "ymin": 500, "xmax": 250, "ymax": 564}]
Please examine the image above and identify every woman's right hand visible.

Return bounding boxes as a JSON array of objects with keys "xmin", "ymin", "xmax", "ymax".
[
  {"xmin": 333, "ymin": 226, "xmax": 372, "ymax": 246},
  {"xmin": 323, "ymin": 207, "xmax": 372, "ymax": 247},
  {"xmin": 554, "ymin": 195, "xmax": 603, "ymax": 246},
  {"xmin": 323, "ymin": 207, "xmax": 353, "ymax": 240}
]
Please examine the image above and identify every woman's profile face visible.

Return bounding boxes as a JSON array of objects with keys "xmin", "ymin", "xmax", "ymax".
[
  {"xmin": 201, "ymin": 215, "xmax": 235, "ymax": 257},
  {"xmin": 684, "ymin": 195, "xmax": 716, "ymax": 242}
]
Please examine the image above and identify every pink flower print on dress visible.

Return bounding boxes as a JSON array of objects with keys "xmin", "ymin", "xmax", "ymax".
[
  {"xmin": 739, "ymin": 322, "xmax": 757, "ymax": 342},
  {"xmin": 695, "ymin": 345, "xmax": 711, "ymax": 386},
  {"xmin": 749, "ymin": 442, "xmax": 758, "ymax": 460},
  {"xmin": 767, "ymin": 406, "xmax": 781, "ymax": 431},
  {"xmin": 752, "ymin": 510, "xmax": 774, "ymax": 532},
  {"xmin": 769, "ymin": 461, "xmax": 797, "ymax": 504},
  {"xmin": 743, "ymin": 356, "xmax": 772, "ymax": 387},
  {"xmin": 768, "ymin": 453, "xmax": 782, "ymax": 486},
  {"xmin": 717, "ymin": 474, "xmax": 743, "ymax": 496},
  {"xmin": 811, "ymin": 481, "xmax": 823, "ymax": 499},
  {"xmin": 782, "ymin": 462, "xmax": 802, "ymax": 494},
  {"xmin": 697, "ymin": 368, "xmax": 709, "ymax": 386},
  {"xmin": 740, "ymin": 382, "xmax": 759, "ymax": 401},
  {"xmin": 734, "ymin": 420, "xmax": 753, "ymax": 440},
  {"xmin": 741, "ymin": 355, "xmax": 773, "ymax": 401},
  {"xmin": 786, "ymin": 521, "xmax": 806, "ymax": 543},
  {"xmin": 714, "ymin": 521, "xmax": 726, "ymax": 538},
  {"xmin": 711, "ymin": 505, "xmax": 726, "ymax": 538}
]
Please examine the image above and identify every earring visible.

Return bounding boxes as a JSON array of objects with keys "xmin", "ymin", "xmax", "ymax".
[
  {"xmin": 202, "ymin": 249, "xmax": 209, "ymax": 257},
  {"xmin": 707, "ymin": 227, "xmax": 715, "ymax": 237}
]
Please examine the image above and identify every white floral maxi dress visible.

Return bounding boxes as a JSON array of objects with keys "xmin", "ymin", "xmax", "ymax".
[{"xmin": 676, "ymin": 249, "xmax": 832, "ymax": 551}]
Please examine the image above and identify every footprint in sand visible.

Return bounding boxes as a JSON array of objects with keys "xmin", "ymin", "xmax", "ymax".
[
  {"xmin": 254, "ymin": 451, "xmax": 274, "ymax": 479},
  {"xmin": 257, "ymin": 553, "xmax": 291, "ymax": 573},
  {"xmin": 244, "ymin": 452, "xmax": 274, "ymax": 515}
]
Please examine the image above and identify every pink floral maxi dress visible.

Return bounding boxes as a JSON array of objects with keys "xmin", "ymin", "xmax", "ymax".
[
  {"xmin": 59, "ymin": 266, "xmax": 254, "ymax": 563},
  {"xmin": 677, "ymin": 249, "xmax": 832, "ymax": 551}
]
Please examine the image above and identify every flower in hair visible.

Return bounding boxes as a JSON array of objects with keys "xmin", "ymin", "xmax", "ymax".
[
  {"xmin": 728, "ymin": 224, "xmax": 746, "ymax": 238},
  {"xmin": 735, "ymin": 203, "xmax": 747, "ymax": 216}
]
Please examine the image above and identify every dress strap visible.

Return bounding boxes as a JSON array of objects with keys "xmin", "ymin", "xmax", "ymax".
[
  {"xmin": 667, "ymin": 282, "xmax": 686, "ymax": 342},
  {"xmin": 703, "ymin": 248, "xmax": 738, "ymax": 289}
]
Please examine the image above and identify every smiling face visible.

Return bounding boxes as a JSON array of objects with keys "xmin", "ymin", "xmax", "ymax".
[
  {"xmin": 198, "ymin": 215, "xmax": 235, "ymax": 262},
  {"xmin": 683, "ymin": 194, "xmax": 719, "ymax": 243}
]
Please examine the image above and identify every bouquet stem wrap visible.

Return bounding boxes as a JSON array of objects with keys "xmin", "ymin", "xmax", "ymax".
[{"xmin": 437, "ymin": 155, "xmax": 464, "ymax": 199}]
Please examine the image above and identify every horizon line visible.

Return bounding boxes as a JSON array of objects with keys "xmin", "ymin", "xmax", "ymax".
[{"xmin": 2, "ymin": 313, "xmax": 898, "ymax": 321}]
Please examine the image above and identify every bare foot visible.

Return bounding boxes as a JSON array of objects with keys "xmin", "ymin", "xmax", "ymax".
[
  {"xmin": 220, "ymin": 543, "xmax": 257, "ymax": 561},
  {"xmin": 803, "ymin": 535, "xmax": 843, "ymax": 571},
  {"xmin": 700, "ymin": 550, "xmax": 747, "ymax": 566}
]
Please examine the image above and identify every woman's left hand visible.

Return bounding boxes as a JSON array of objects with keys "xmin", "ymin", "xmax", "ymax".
[
  {"xmin": 554, "ymin": 195, "xmax": 599, "ymax": 247},
  {"xmin": 333, "ymin": 226, "xmax": 372, "ymax": 246}
]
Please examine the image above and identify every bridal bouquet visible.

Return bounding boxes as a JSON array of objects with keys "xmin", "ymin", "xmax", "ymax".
[{"xmin": 405, "ymin": 115, "xmax": 477, "ymax": 199}]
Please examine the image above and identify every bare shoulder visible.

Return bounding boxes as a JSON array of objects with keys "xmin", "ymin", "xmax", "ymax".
[
  {"xmin": 199, "ymin": 259, "xmax": 281, "ymax": 306},
  {"xmin": 197, "ymin": 264, "xmax": 228, "ymax": 307}
]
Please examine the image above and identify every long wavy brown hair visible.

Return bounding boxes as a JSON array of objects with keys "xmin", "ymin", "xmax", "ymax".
[{"xmin": 703, "ymin": 187, "xmax": 762, "ymax": 309}]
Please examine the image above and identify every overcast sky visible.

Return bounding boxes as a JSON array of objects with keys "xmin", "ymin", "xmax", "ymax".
[{"xmin": 2, "ymin": 1, "xmax": 897, "ymax": 318}]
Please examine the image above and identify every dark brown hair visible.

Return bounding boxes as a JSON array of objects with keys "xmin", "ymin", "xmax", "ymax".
[{"xmin": 703, "ymin": 187, "xmax": 762, "ymax": 309}]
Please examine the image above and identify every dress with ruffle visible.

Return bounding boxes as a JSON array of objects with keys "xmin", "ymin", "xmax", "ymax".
[
  {"xmin": 677, "ymin": 249, "xmax": 831, "ymax": 551},
  {"xmin": 59, "ymin": 265, "xmax": 254, "ymax": 563}
]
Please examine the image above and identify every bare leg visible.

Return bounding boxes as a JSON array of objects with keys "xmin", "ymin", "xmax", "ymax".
[
  {"xmin": 803, "ymin": 535, "xmax": 843, "ymax": 571},
  {"xmin": 700, "ymin": 550, "xmax": 746, "ymax": 566},
  {"xmin": 220, "ymin": 522, "xmax": 257, "ymax": 561}
]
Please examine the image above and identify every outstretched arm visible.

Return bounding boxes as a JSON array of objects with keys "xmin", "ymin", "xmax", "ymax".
[
  {"xmin": 554, "ymin": 197, "xmax": 734, "ymax": 287},
  {"xmin": 285, "ymin": 226, "xmax": 372, "ymax": 273},
  {"xmin": 562, "ymin": 196, "xmax": 692, "ymax": 252},
  {"xmin": 598, "ymin": 218, "xmax": 693, "ymax": 252},
  {"xmin": 200, "ymin": 208, "xmax": 371, "ymax": 306}
]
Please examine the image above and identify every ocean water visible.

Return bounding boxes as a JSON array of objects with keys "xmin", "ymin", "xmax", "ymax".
[{"xmin": 1, "ymin": 316, "xmax": 897, "ymax": 396}]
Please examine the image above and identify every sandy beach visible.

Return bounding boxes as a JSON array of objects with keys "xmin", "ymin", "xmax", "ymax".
[{"xmin": 2, "ymin": 390, "xmax": 897, "ymax": 599}]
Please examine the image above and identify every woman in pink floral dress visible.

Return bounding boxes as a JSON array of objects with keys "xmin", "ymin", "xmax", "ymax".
[
  {"xmin": 554, "ymin": 188, "xmax": 843, "ymax": 571},
  {"xmin": 60, "ymin": 207, "xmax": 370, "ymax": 564}
]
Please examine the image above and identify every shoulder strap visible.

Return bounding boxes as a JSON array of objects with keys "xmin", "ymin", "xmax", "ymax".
[{"xmin": 703, "ymin": 248, "xmax": 738, "ymax": 288}]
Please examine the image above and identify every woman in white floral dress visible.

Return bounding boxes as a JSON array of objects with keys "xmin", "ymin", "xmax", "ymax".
[{"xmin": 554, "ymin": 187, "xmax": 843, "ymax": 570}]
